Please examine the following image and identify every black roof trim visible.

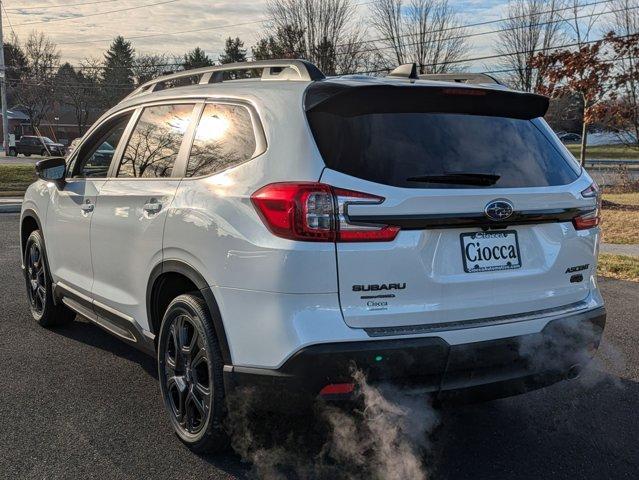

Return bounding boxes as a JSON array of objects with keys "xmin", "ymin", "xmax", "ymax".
[{"xmin": 305, "ymin": 82, "xmax": 549, "ymax": 120}]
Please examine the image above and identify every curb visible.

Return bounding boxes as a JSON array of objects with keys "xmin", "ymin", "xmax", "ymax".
[{"xmin": 0, "ymin": 204, "xmax": 21, "ymax": 213}]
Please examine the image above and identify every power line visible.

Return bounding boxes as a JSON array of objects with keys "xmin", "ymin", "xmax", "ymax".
[
  {"xmin": 6, "ymin": 2, "xmax": 624, "ymax": 73},
  {"xmin": 334, "ymin": 0, "xmax": 614, "ymax": 50},
  {"xmin": 14, "ymin": 33, "xmax": 638, "ymax": 91},
  {"xmin": 30, "ymin": 0, "xmax": 609, "ymax": 56},
  {"xmin": 6, "ymin": 0, "xmax": 629, "ymax": 78},
  {"xmin": 333, "ymin": 2, "xmax": 631, "ymax": 58},
  {"xmin": 12, "ymin": 0, "xmax": 179, "ymax": 27},
  {"xmin": 31, "ymin": 0, "xmax": 375, "ymax": 45},
  {"xmin": 353, "ymin": 32, "xmax": 639, "ymax": 75},
  {"xmin": 5, "ymin": 0, "xmax": 127, "ymax": 12},
  {"xmin": 49, "ymin": 0, "xmax": 612, "ymax": 53},
  {"xmin": 2, "ymin": 1, "xmax": 16, "ymax": 39}
]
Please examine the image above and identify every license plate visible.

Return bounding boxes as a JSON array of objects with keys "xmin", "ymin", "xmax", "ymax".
[{"xmin": 460, "ymin": 230, "xmax": 521, "ymax": 273}]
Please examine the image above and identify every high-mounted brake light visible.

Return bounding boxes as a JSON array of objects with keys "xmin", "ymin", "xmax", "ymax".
[
  {"xmin": 573, "ymin": 182, "xmax": 601, "ymax": 230},
  {"xmin": 251, "ymin": 182, "xmax": 400, "ymax": 242}
]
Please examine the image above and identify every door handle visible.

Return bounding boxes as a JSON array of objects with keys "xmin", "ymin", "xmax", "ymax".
[
  {"xmin": 80, "ymin": 200, "xmax": 94, "ymax": 213},
  {"xmin": 143, "ymin": 201, "xmax": 162, "ymax": 214}
]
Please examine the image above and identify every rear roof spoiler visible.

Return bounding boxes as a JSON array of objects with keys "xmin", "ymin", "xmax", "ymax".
[{"xmin": 305, "ymin": 82, "xmax": 549, "ymax": 120}]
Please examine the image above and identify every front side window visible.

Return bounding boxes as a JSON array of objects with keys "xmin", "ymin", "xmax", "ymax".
[
  {"xmin": 72, "ymin": 112, "xmax": 132, "ymax": 178},
  {"xmin": 118, "ymin": 104, "xmax": 194, "ymax": 178},
  {"xmin": 185, "ymin": 104, "xmax": 256, "ymax": 177}
]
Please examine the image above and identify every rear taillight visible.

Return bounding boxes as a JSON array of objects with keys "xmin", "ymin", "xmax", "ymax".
[
  {"xmin": 251, "ymin": 182, "xmax": 399, "ymax": 242},
  {"xmin": 573, "ymin": 182, "xmax": 601, "ymax": 230}
]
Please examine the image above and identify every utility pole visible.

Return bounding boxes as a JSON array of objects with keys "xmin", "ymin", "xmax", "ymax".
[{"xmin": 0, "ymin": 1, "xmax": 9, "ymax": 156}]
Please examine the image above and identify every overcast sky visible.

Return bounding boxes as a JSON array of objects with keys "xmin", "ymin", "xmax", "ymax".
[{"xmin": 4, "ymin": 0, "xmax": 609, "ymax": 67}]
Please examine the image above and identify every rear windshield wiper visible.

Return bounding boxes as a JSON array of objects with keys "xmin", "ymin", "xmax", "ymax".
[{"xmin": 407, "ymin": 172, "xmax": 501, "ymax": 186}]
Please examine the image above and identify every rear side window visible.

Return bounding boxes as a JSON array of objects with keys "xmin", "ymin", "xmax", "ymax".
[
  {"xmin": 118, "ymin": 103, "xmax": 194, "ymax": 178},
  {"xmin": 307, "ymin": 112, "xmax": 579, "ymax": 189},
  {"xmin": 185, "ymin": 104, "xmax": 256, "ymax": 177}
]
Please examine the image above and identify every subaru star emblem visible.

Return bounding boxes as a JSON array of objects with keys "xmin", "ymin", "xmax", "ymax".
[{"xmin": 485, "ymin": 199, "xmax": 514, "ymax": 221}]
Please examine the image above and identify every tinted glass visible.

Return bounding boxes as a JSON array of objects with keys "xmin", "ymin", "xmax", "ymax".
[
  {"xmin": 307, "ymin": 112, "xmax": 579, "ymax": 189},
  {"xmin": 73, "ymin": 113, "xmax": 132, "ymax": 178},
  {"xmin": 185, "ymin": 104, "xmax": 256, "ymax": 177},
  {"xmin": 118, "ymin": 104, "xmax": 194, "ymax": 178}
]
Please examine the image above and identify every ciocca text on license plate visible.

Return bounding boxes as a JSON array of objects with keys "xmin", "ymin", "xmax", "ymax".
[{"xmin": 460, "ymin": 230, "xmax": 521, "ymax": 273}]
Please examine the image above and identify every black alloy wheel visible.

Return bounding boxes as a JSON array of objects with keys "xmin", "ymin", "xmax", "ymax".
[
  {"xmin": 26, "ymin": 240, "xmax": 46, "ymax": 317},
  {"xmin": 23, "ymin": 230, "xmax": 74, "ymax": 326},
  {"xmin": 158, "ymin": 294, "xmax": 228, "ymax": 452},
  {"xmin": 165, "ymin": 314, "xmax": 211, "ymax": 435}
]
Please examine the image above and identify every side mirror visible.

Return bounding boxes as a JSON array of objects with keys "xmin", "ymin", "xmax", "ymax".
[{"xmin": 35, "ymin": 157, "xmax": 67, "ymax": 188}]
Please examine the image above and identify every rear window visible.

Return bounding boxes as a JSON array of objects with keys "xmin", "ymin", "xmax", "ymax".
[{"xmin": 307, "ymin": 111, "xmax": 579, "ymax": 189}]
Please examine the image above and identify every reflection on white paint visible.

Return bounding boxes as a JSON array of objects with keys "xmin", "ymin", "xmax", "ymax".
[{"xmin": 115, "ymin": 206, "xmax": 130, "ymax": 218}]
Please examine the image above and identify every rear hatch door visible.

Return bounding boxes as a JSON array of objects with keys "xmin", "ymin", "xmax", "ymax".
[{"xmin": 307, "ymin": 81, "xmax": 598, "ymax": 331}]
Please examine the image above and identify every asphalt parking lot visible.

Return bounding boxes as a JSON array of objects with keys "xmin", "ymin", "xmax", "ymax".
[{"xmin": 1, "ymin": 212, "xmax": 638, "ymax": 480}]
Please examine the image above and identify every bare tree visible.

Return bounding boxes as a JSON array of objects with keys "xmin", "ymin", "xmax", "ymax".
[
  {"xmin": 496, "ymin": 0, "xmax": 565, "ymax": 92},
  {"xmin": 606, "ymin": 0, "xmax": 639, "ymax": 35},
  {"xmin": 55, "ymin": 63, "xmax": 98, "ymax": 135},
  {"xmin": 133, "ymin": 53, "xmax": 174, "ymax": 84},
  {"xmin": 10, "ymin": 31, "xmax": 60, "ymax": 129},
  {"xmin": 559, "ymin": 0, "xmax": 601, "ymax": 45},
  {"xmin": 260, "ymin": 0, "xmax": 368, "ymax": 75},
  {"xmin": 369, "ymin": 0, "xmax": 468, "ymax": 74}
]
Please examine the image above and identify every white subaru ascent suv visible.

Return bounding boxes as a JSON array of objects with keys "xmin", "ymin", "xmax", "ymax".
[{"xmin": 20, "ymin": 60, "xmax": 606, "ymax": 452}]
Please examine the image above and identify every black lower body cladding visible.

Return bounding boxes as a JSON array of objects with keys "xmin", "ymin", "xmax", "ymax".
[{"xmin": 223, "ymin": 307, "xmax": 606, "ymax": 409}]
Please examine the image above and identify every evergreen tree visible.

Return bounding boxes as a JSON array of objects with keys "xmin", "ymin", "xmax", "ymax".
[
  {"xmin": 219, "ymin": 37, "xmax": 247, "ymax": 64},
  {"xmin": 182, "ymin": 47, "xmax": 213, "ymax": 70},
  {"xmin": 101, "ymin": 36, "xmax": 134, "ymax": 107},
  {"xmin": 4, "ymin": 42, "xmax": 28, "ymax": 106},
  {"xmin": 252, "ymin": 26, "xmax": 306, "ymax": 61}
]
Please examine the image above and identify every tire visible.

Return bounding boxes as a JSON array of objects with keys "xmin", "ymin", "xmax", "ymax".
[
  {"xmin": 157, "ymin": 294, "xmax": 228, "ymax": 453},
  {"xmin": 8, "ymin": 147, "xmax": 16, "ymax": 156},
  {"xmin": 23, "ymin": 230, "xmax": 75, "ymax": 327},
  {"xmin": 24, "ymin": 153, "xmax": 31, "ymax": 157},
  {"xmin": 40, "ymin": 149, "xmax": 49, "ymax": 157}
]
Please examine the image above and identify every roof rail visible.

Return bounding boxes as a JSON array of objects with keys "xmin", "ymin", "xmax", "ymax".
[
  {"xmin": 125, "ymin": 59, "xmax": 325, "ymax": 100},
  {"xmin": 387, "ymin": 63, "xmax": 504, "ymax": 86}
]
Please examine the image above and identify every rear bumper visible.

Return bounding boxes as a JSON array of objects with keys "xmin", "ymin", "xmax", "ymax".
[{"xmin": 223, "ymin": 306, "xmax": 605, "ymax": 408}]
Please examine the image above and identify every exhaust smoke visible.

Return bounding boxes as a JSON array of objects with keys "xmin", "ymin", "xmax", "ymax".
[
  {"xmin": 227, "ymin": 370, "xmax": 439, "ymax": 479},
  {"xmin": 517, "ymin": 318, "xmax": 625, "ymax": 388}
]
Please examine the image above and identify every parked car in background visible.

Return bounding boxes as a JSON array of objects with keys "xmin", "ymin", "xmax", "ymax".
[
  {"xmin": 558, "ymin": 132, "xmax": 582, "ymax": 144},
  {"xmin": 8, "ymin": 136, "xmax": 66, "ymax": 157}
]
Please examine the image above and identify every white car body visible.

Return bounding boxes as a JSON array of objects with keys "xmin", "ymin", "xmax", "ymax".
[{"xmin": 20, "ymin": 61, "xmax": 605, "ymax": 406}]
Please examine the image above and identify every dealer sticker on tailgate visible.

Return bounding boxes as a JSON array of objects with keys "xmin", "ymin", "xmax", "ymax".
[{"xmin": 460, "ymin": 230, "xmax": 521, "ymax": 273}]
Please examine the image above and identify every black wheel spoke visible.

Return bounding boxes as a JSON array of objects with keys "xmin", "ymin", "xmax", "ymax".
[
  {"xmin": 188, "ymin": 389, "xmax": 206, "ymax": 417},
  {"xmin": 191, "ymin": 346, "xmax": 207, "ymax": 369},
  {"xmin": 37, "ymin": 286, "xmax": 46, "ymax": 306},
  {"xmin": 194, "ymin": 381, "xmax": 211, "ymax": 402}
]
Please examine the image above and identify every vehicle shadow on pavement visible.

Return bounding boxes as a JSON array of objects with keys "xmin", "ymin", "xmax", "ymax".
[{"xmin": 52, "ymin": 315, "xmax": 159, "ymax": 379}]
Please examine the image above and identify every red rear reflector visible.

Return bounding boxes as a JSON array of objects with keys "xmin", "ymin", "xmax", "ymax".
[{"xmin": 319, "ymin": 383, "xmax": 354, "ymax": 396}]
